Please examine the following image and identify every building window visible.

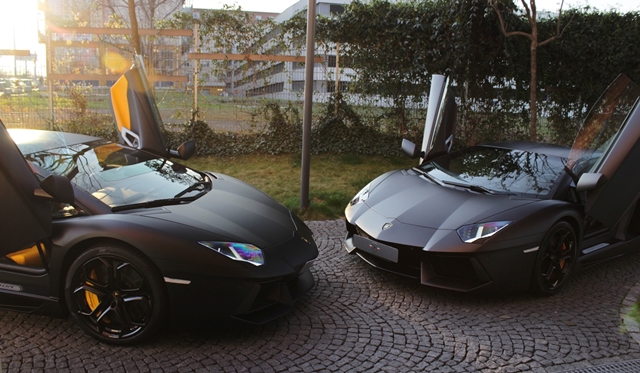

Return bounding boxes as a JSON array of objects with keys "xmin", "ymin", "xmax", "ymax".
[
  {"xmin": 327, "ymin": 55, "xmax": 351, "ymax": 68},
  {"xmin": 330, "ymin": 5, "xmax": 344, "ymax": 15},
  {"xmin": 292, "ymin": 81, "xmax": 305, "ymax": 92},
  {"xmin": 327, "ymin": 81, "xmax": 350, "ymax": 93},
  {"xmin": 246, "ymin": 82, "xmax": 284, "ymax": 97}
]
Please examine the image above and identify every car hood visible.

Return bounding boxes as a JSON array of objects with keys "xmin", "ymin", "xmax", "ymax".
[
  {"xmin": 352, "ymin": 170, "xmax": 537, "ymax": 234},
  {"xmin": 138, "ymin": 174, "xmax": 296, "ymax": 248}
]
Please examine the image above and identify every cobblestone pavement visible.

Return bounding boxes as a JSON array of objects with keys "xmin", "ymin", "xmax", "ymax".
[{"xmin": 2, "ymin": 219, "xmax": 640, "ymax": 373}]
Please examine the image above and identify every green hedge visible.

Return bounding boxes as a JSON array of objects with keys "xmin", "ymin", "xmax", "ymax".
[{"xmin": 308, "ymin": 0, "xmax": 640, "ymax": 147}]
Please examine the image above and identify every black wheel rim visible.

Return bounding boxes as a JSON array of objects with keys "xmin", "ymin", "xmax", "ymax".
[
  {"xmin": 70, "ymin": 256, "xmax": 153, "ymax": 340},
  {"xmin": 539, "ymin": 227, "xmax": 575, "ymax": 291}
]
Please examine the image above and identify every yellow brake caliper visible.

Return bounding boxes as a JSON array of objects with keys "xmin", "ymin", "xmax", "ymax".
[{"xmin": 85, "ymin": 269, "xmax": 101, "ymax": 313}]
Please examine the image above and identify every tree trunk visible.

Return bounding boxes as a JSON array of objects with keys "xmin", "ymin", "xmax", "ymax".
[
  {"xmin": 128, "ymin": 0, "xmax": 141, "ymax": 54},
  {"xmin": 490, "ymin": 0, "xmax": 570, "ymax": 141},
  {"xmin": 530, "ymin": 42, "xmax": 537, "ymax": 141},
  {"xmin": 529, "ymin": 11, "xmax": 538, "ymax": 142}
]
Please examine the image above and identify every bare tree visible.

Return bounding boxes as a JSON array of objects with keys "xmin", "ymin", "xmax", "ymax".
[
  {"xmin": 96, "ymin": 0, "xmax": 185, "ymax": 77},
  {"xmin": 128, "ymin": 0, "xmax": 141, "ymax": 53},
  {"xmin": 100, "ymin": 0, "xmax": 185, "ymax": 28},
  {"xmin": 97, "ymin": 0, "xmax": 184, "ymax": 58},
  {"xmin": 489, "ymin": 0, "xmax": 572, "ymax": 141}
]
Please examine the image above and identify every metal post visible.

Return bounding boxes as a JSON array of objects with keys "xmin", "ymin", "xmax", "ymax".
[
  {"xmin": 334, "ymin": 42, "xmax": 339, "ymax": 115},
  {"xmin": 300, "ymin": 0, "xmax": 316, "ymax": 209},
  {"xmin": 13, "ymin": 26, "xmax": 17, "ymax": 77},
  {"xmin": 46, "ymin": 4, "xmax": 54, "ymax": 126},
  {"xmin": 193, "ymin": 22, "xmax": 198, "ymax": 116}
]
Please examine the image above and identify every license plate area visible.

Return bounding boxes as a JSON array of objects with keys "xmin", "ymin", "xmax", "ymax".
[{"xmin": 353, "ymin": 235, "xmax": 399, "ymax": 263}]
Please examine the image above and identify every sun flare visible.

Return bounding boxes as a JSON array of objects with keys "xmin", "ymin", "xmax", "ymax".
[{"xmin": 0, "ymin": 1, "xmax": 39, "ymax": 51}]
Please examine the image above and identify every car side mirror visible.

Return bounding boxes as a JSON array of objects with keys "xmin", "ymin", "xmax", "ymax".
[
  {"xmin": 36, "ymin": 174, "xmax": 75, "ymax": 204},
  {"xmin": 576, "ymin": 172, "xmax": 608, "ymax": 193},
  {"xmin": 401, "ymin": 139, "xmax": 424, "ymax": 159},
  {"xmin": 169, "ymin": 139, "xmax": 196, "ymax": 161}
]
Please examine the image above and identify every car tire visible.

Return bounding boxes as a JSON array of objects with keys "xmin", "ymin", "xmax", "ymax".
[
  {"xmin": 530, "ymin": 221, "xmax": 577, "ymax": 296},
  {"xmin": 64, "ymin": 242, "xmax": 168, "ymax": 345}
]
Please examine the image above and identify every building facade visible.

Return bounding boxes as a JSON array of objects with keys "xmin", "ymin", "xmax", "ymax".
[{"xmin": 222, "ymin": 0, "xmax": 354, "ymax": 101}]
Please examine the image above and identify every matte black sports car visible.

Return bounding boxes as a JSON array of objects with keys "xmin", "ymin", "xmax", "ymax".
[
  {"xmin": 0, "ymin": 56, "xmax": 318, "ymax": 345},
  {"xmin": 344, "ymin": 74, "xmax": 640, "ymax": 295}
]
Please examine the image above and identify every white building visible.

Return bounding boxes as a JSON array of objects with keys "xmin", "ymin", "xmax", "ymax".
[
  {"xmin": 185, "ymin": 7, "xmax": 279, "ymax": 95},
  {"xmin": 222, "ymin": 0, "xmax": 355, "ymax": 101}
]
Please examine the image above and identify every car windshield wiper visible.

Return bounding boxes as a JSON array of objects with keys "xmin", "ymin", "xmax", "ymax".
[
  {"xmin": 174, "ymin": 179, "xmax": 211, "ymax": 198},
  {"xmin": 412, "ymin": 167, "xmax": 444, "ymax": 186},
  {"xmin": 111, "ymin": 191, "xmax": 207, "ymax": 212},
  {"xmin": 440, "ymin": 180, "xmax": 509, "ymax": 195}
]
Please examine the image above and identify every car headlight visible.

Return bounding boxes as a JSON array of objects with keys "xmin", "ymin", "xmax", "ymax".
[
  {"xmin": 456, "ymin": 221, "xmax": 512, "ymax": 243},
  {"xmin": 350, "ymin": 182, "xmax": 372, "ymax": 206},
  {"xmin": 198, "ymin": 241, "xmax": 265, "ymax": 266}
]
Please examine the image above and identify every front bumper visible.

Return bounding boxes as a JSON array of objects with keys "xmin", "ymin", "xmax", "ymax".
[
  {"xmin": 230, "ymin": 260, "xmax": 315, "ymax": 324},
  {"xmin": 164, "ymin": 232, "xmax": 319, "ymax": 325},
  {"xmin": 344, "ymin": 234, "xmax": 491, "ymax": 292},
  {"xmin": 344, "ymin": 223, "xmax": 536, "ymax": 292},
  {"xmin": 167, "ymin": 260, "xmax": 315, "ymax": 325}
]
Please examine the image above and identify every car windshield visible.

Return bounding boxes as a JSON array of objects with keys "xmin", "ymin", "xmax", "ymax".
[
  {"xmin": 417, "ymin": 146, "xmax": 566, "ymax": 197},
  {"xmin": 23, "ymin": 139, "xmax": 208, "ymax": 208}
]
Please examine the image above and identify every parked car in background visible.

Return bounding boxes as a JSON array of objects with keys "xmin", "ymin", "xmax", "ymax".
[
  {"xmin": 9, "ymin": 78, "xmax": 24, "ymax": 94},
  {"xmin": 0, "ymin": 79, "xmax": 13, "ymax": 95},
  {"xmin": 344, "ymin": 74, "xmax": 640, "ymax": 295},
  {"xmin": 20, "ymin": 79, "xmax": 37, "ymax": 93}
]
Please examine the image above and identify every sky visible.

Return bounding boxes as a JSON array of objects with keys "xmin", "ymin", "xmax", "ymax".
[
  {"xmin": 191, "ymin": 0, "xmax": 639, "ymax": 14},
  {"xmin": 0, "ymin": 0, "xmax": 637, "ymax": 76}
]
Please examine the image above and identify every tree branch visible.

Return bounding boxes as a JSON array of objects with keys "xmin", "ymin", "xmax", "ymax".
[
  {"xmin": 519, "ymin": 0, "xmax": 534, "ymax": 27},
  {"xmin": 488, "ymin": 0, "xmax": 533, "ymax": 40},
  {"xmin": 538, "ymin": 0, "xmax": 574, "ymax": 47}
]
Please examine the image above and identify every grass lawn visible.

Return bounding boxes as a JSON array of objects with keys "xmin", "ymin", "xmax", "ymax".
[{"xmin": 184, "ymin": 153, "xmax": 416, "ymax": 220}]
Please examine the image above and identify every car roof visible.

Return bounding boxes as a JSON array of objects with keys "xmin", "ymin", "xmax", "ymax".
[
  {"xmin": 8, "ymin": 129, "xmax": 100, "ymax": 154},
  {"xmin": 485, "ymin": 141, "xmax": 571, "ymax": 158}
]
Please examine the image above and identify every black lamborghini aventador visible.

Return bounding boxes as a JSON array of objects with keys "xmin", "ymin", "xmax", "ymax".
[
  {"xmin": 344, "ymin": 74, "xmax": 640, "ymax": 295},
  {"xmin": 0, "ymin": 56, "xmax": 318, "ymax": 345}
]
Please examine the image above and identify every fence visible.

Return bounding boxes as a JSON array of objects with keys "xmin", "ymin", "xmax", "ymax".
[
  {"xmin": 0, "ymin": 80, "xmax": 300, "ymax": 133},
  {"xmin": 0, "ymin": 60, "xmax": 431, "ymax": 138}
]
